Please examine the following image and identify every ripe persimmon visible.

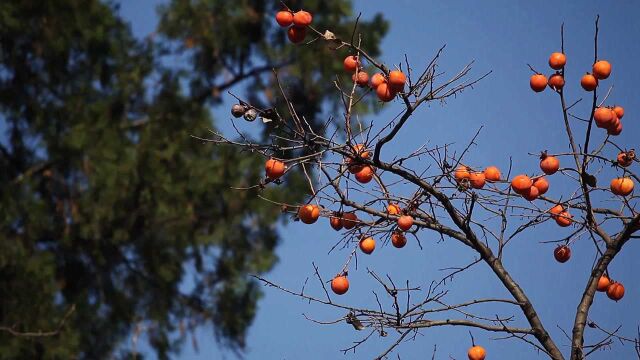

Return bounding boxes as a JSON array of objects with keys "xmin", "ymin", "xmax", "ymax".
[
  {"xmin": 554, "ymin": 245, "xmax": 571, "ymax": 263},
  {"xmin": 613, "ymin": 105, "xmax": 624, "ymax": 119},
  {"xmin": 607, "ymin": 116, "xmax": 622, "ymax": 136},
  {"xmin": 594, "ymin": 107, "xmax": 614, "ymax": 129},
  {"xmin": 359, "ymin": 236, "xmax": 376, "ymax": 254},
  {"xmin": 467, "ymin": 345, "xmax": 486, "ymax": 360},
  {"xmin": 370, "ymin": 73, "xmax": 386, "ymax": 88},
  {"xmin": 540, "ymin": 155, "xmax": 560, "ymax": 175},
  {"xmin": 484, "ymin": 166, "xmax": 501, "ymax": 182},
  {"xmin": 292, "ymin": 10, "xmax": 313, "ymax": 27},
  {"xmin": 511, "ymin": 175, "xmax": 533, "ymax": 194},
  {"xmin": 298, "ymin": 204, "xmax": 320, "ymax": 224},
  {"xmin": 352, "ymin": 71, "xmax": 369, "ymax": 87},
  {"xmin": 343, "ymin": 55, "xmax": 359, "ymax": 72},
  {"xmin": 275, "ymin": 11, "xmax": 293, "ymax": 27},
  {"xmin": 388, "ymin": 70, "xmax": 406, "ymax": 91},
  {"xmin": 592, "ymin": 60, "xmax": 612, "ymax": 80},
  {"xmin": 331, "ymin": 275, "xmax": 349, "ymax": 295},
  {"xmin": 555, "ymin": 211, "xmax": 573, "ymax": 227},
  {"xmin": 455, "ymin": 165, "xmax": 470, "ymax": 182},
  {"xmin": 287, "ymin": 26, "xmax": 306, "ymax": 43},
  {"xmin": 548, "ymin": 73, "xmax": 565, "ymax": 90},
  {"xmin": 376, "ymin": 82, "xmax": 396, "ymax": 102},
  {"xmin": 341, "ymin": 212, "xmax": 358, "ymax": 229},
  {"xmin": 610, "ymin": 177, "xmax": 634, "ymax": 196},
  {"xmin": 549, "ymin": 204, "xmax": 564, "ymax": 219},
  {"xmin": 468, "ymin": 172, "xmax": 486, "ymax": 189},
  {"xmin": 387, "ymin": 203, "xmax": 401, "ymax": 216},
  {"xmin": 530, "ymin": 74, "xmax": 548, "ymax": 92},
  {"xmin": 522, "ymin": 185, "xmax": 539, "ymax": 201},
  {"xmin": 265, "ymin": 158, "xmax": 286, "ymax": 180},
  {"xmin": 355, "ymin": 165, "xmax": 375, "ymax": 184},
  {"xmin": 533, "ymin": 177, "xmax": 549, "ymax": 195},
  {"xmin": 607, "ymin": 282, "xmax": 625, "ymax": 301},
  {"xmin": 548, "ymin": 52, "xmax": 566, "ymax": 70},
  {"xmin": 580, "ymin": 73, "xmax": 598, "ymax": 91},
  {"xmin": 397, "ymin": 215, "xmax": 414, "ymax": 231},
  {"xmin": 597, "ymin": 275, "xmax": 611, "ymax": 292},
  {"xmin": 330, "ymin": 215, "xmax": 343, "ymax": 231},
  {"xmin": 391, "ymin": 232, "xmax": 407, "ymax": 248}
]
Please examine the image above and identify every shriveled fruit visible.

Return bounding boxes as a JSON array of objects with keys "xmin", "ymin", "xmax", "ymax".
[
  {"xmin": 231, "ymin": 104, "xmax": 246, "ymax": 118},
  {"xmin": 613, "ymin": 105, "xmax": 624, "ymax": 119},
  {"xmin": 606, "ymin": 282, "xmax": 625, "ymax": 301},
  {"xmin": 265, "ymin": 158, "xmax": 286, "ymax": 180},
  {"xmin": 275, "ymin": 11, "xmax": 294, "ymax": 27},
  {"xmin": 331, "ymin": 275, "xmax": 349, "ymax": 295},
  {"xmin": 387, "ymin": 203, "xmax": 401, "ymax": 216},
  {"xmin": 511, "ymin": 175, "xmax": 533, "ymax": 194},
  {"xmin": 397, "ymin": 215, "xmax": 414, "ymax": 231},
  {"xmin": 243, "ymin": 108, "xmax": 258, "ymax": 122},
  {"xmin": 355, "ymin": 165, "xmax": 375, "ymax": 184},
  {"xmin": 548, "ymin": 73, "xmax": 565, "ymax": 90},
  {"xmin": 376, "ymin": 82, "xmax": 396, "ymax": 102},
  {"xmin": 610, "ymin": 177, "xmax": 634, "ymax": 196},
  {"xmin": 341, "ymin": 212, "xmax": 358, "ymax": 229},
  {"xmin": 287, "ymin": 26, "xmax": 307, "ymax": 43},
  {"xmin": 555, "ymin": 211, "xmax": 573, "ymax": 227},
  {"xmin": 522, "ymin": 185, "xmax": 539, "ymax": 201},
  {"xmin": 617, "ymin": 151, "xmax": 634, "ymax": 167},
  {"xmin": 292, "ymin": 10, "xmax": 313, "ymax": 27},
  {"xmin": 343, "ymin": 55, "xmax": 359, "ymax": 72},
  {"xmin": 548, "ymin": 52, "xmax": 566, "ymax": 70},
  {"xmin": 484, "ymin": 166, "xmax": 501, "ymax": 182},
  {"xmin": 530, "ymin": 74, "xmax": 548, "ymax": 92},
  {"xmin": 592, "ymin": 60, "xmax": 611, "ymax": 80},
  {"xmin": 359, "ymin": 236, "xmax": 376, "ymax": 254},
  {"xmin": 597, "ymin": 275, "xmax": 611, "ymax": 292},
  {"xmin": 540, "ymin": 155, "xmax": 560, "ymax": 175},
  {"xmin": 594, "ymin": 107, "xmax": 614, "ymax": 129},
  {"xmin": 298, "ymin": 204, "xmax": 320, "ymax": 224},
  {"xmin": 533, "ymin": 177, "xmax": 549, "ymax": 195},
  {"xmin": 455, "ymin": 166, "xmax": 471, "ymax": 182},
  {"xmin": 388, "ymin": 70, "xmax": 406, "ymax": 91},
  {"xmin": 370, "ymin": 73, "xmax": 386, "ymax": 88},
  {"xmin": 330, "ymin": 215, "xmax": 343, "ymax": 231},
  {"xmin": 581, "ymin": 73, "xmax": 598, "ymax": 91},
  {"xmin": 554, "ymin": 245, "xmax": 571, "ymax": 263},
  {"xmin": 352, "ymin": 71, "xmax": 369, "ymax": 86},
  {"xmin": 467, "ymin": 345, "xmax": 486, "ymax": 360},
  {"xmin": 468, "ymin": 172, "xmax": 486, "ymax": 189},
  {"xmin": 391, "ymin": 232, "xmax": 407, "ymax": 248}
]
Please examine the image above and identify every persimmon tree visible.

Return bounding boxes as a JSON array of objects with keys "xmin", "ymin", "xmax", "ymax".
[{"xmin": 198, "ymin": 8, "xmax": 639, "ymax": 360}]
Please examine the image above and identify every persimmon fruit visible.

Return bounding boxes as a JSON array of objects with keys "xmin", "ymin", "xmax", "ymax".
[
  {"xmin": 344, "ymin": 55, "xmax": 359, "ymax": 72},
  {"xmin": 397, "ymin": 215, "xmax": 414, "ymax": 231},
  {"xmin": 592, "ymin": 60, "xmax": 612, "ymax": 80},
  {"xmin": 548, "ymin": 52, "xmax": 566, "ymax": 70},
  {"xmin": 275, "ymin": 11, "xmax": 293, "ymax": 27},
  {"xmin": 341, "ymin": 212, "xmax": 358, "ymax": 229},
  {"xmin": 597, "ymin": 275, "xmax": 611, "ymax": 292},
  {"xmin": 298, "ymin": 204, "xmax": 320, "ymax": 224},
  {"xmin": 467, "ymin": 345, "xmax": 486, "ymax": 360},
  {"xmin": 555, "ymin": 211, "xmax": 573, "ymax": 227},
  {"xmin": 355, "ymin": 165, "xmax": 375, "ymax": 184},
  {"xmin": 610, "ymin": 177, "xmax": 634, "ymax": 196},
  {"xmin": 331, "ymin": 275, "xmax": 349, "ymax": 295},
  {"xmin": 511, "ymin": 175, "xmax": 533, "ymax": 194},
  {"xmin": 554, "ymin": 245, "xmax": 571, "ymax": 263},
  {"xmin": 388, "ymin": 70, "xmax": 406, "ymax": 91},
  {"xmin": 580, "ymin": 73, "xmax": 598, "ymax": 91},
  {"xmin": 292, "ymin": 10, "xmax": 313, "ymax": 27},
  {"xmin": 376, "ymin": 82, "xmax": 396, "ymax": 102},
  {"xmin": 287, "ymin": 26, "xmax": 306, "ymax": 43},
  {"xmin": 533, "ymin": 177, "xmax": 549, "ymax": 195},
  {"xmin": 265, "ymin": 158, "xmax": 286, "ymax": 180},
  {"xmin": 548, "ymin": 73, "xmax": 565, "ymax": 90},
  {"xmin": 359, "ymin": 236, "xmax": 376, "ymax": 254},
  {"xmin": 484, "ymin": 166, "xmax": 501, "ymax": 182},
  {"xmin": 607, "ymin": 282, "xmax": 625, "ymax": 301},
  {"xmin": 468, "ymin": 172, "xmax": 486, "ymax": 189},
  {"xmin": 530, "ymin": 74, "xmax": 548, "ymax": 92},
  {"xmin": 391, "ymin": 232, "xmax": 407, "ymax": 248},
  {"xmin": 540, "ymin": 155, "xmax": 560, "ymax": 175}
]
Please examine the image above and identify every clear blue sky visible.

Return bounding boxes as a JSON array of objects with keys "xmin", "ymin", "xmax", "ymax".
[{"xmin": 122, "ymin": 1, "xmax": 639, "ymax": 359}]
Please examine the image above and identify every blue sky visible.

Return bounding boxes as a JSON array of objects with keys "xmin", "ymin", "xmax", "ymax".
[{"xmin": 16, "ymin": 1, "xmax": 640, "ymax": 359}]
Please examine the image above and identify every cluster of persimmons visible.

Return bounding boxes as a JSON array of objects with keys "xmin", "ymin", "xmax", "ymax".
[{"xmin": 245, "ymin": 9, "xmax": 639, "ymax": 359}]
